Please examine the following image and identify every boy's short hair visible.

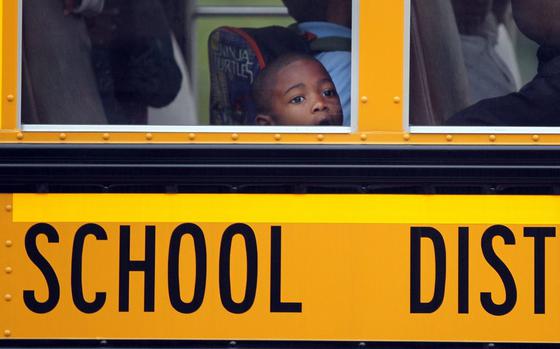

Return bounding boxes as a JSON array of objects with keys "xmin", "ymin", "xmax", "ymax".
[
  {"xmin": 282, "ymin": 0, "xmax": 329, "ymax": 23},
  {"xmin": 252, "ymin": 53, "xmax": 320, "ymax": 117}
]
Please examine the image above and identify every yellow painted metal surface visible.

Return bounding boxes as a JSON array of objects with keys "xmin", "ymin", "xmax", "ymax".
[
  {"xmin": 2, "ymin": 193, "xmax": 560, "ymax": 342},
  {"xmin": 358, "ymin": 0, "xmax": 405, "ymax": 133},
  {"xmin": 0, "ymin": 1, "xmax": 2, "ymax": 130},
  {"xmin": 0, "ymin": 1, "xmax": 559, "ymax": 144},
  {"xmin": 1, "ymin": 1, "xmax": 17, "ymax": 131},
  {"xmin": 1, "ymin": 131, "xmax": 560, "ymax": 145}
]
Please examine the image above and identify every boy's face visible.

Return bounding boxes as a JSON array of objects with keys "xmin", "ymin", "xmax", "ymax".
[{"xmin": 257, "ymin": 59, "xmax": 343, "ymax": 126}]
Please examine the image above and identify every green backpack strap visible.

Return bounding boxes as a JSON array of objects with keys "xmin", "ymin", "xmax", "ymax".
[{"xmin": 309, "ymin": 36, "xmax": 352, "ymax": 52}]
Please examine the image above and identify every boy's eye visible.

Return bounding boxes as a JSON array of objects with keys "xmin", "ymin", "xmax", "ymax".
[
  {"xmin": 290, "ymin": 96, "xmax": 305, "ymax": 104},
  {"xmin": 323, "ymin": 89, "xmax": 337, "ymax": 97}
]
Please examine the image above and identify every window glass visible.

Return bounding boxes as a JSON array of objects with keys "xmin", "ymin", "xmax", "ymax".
[
  {"xmin": 409, "ymin": 0, "xmax": 548, "ymax": 127},
  {"xmin": 21, "ymin": 0, "xmax": 353, "ymax": 128},
  {"xmin": 198, "ymin": 0, "xmax": 282, "ymax": 6}
]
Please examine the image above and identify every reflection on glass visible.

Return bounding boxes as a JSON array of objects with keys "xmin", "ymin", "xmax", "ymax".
[
  {"xmin": 208, "ymin": 0, "xmax": 351, "ymax": 126},
  {"xmin": 410, "ymin": 0, "xmax": 560, "ymax": 127},
  {"xmin": 21, "ymin": 0, "xmax": 353, "ymax": 127},
  {"xmin": 22, "ymin": 0, "xmax": 186, "ymax": 125}
]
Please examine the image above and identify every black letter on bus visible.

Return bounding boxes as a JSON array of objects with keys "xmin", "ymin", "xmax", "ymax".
[
  {"xmin": 71, "ymin": 223, "xmax": 107, "ymax": 313},
  {"xmin": 270, "ymin": 226, "xmax": 302, "ymax": 313},
  {"xmin": 410, "ymin": 227, "xmax": 446, "ymax": 313},
  {"xmin": 480, "ymin": 225, "xmax": 517, "ymax": 316},
  {"xmin": 458, "ymin": 227, "xmax": 469, "ymax": 314},
  {"xmin": 219, "ymin": 223, "xmax": 258, "ymax": 314},
  {"xmin": 119, "ymin": 225, "xmax": 156, "ymax": 312},
  {"xmin": 168, "ymin": 223, "xmax": 207, "ymax": 314},
  {"xmin": 524, "ymin": 227, "xmax": 555, "ymax": 314},
  {"xmin": 23, "ymin": 223, "xmax": 60, "ymax": 314}
]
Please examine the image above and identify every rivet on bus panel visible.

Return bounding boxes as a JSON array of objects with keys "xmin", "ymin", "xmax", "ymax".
[
  {"xmin": 145, "ymin": 133, "xmax": 153, "ymax": 141},
  {"xmin": 4, "ymin": 240, "xmax": 12, "ymax": 248},
  {"xmin": 59, "ymin": 133, "xmax": 66, "ymax": 141},
  {"xmin": 489, "ymin": 135, "xmax": 496, "ymax": 142},
  {"xmin": 360, "ymin": 96, "xmax": 368, "ymax": 104},
  {"xmin": 102, "ymin": 133, "xmax": 110, "ymax": 141},
  {"xmin": 393, "ymin": 96, "xmax": 401, "ymax": 104},
  {"xmin": 532, "ymin": 134, "xmax": 540, "ymax": 142},
  {"xmin": 4, "ymin": 267, "xmax": 12, "ymax": 274},
  {"xmin": 16, "ymin": 132, "xmax": 23, "ymax": 140},
  {"xmin": 3, "ymin": 330, "xmax": 11, "ymax": 337},
  {"xmin": 360, "ymin": 134, "xmax": 368, "ymax": 141},
  {"xmin": 274, "ymin": 134, "xmax": 282, "ymax": 141},
  {"xmin": 188, "ymin": 133, "xmax": 196, "ymax": 141},
  {"xmin": 403, "ymin": 133, "xmax": 411, "ymax": 141},
  {"xmin": 446, "ymin": 135, "xmax": 453, "ymax": 142},
  {"xmin": 6, "ymin": 95, "xmax": 14, "ymax": 102},
  {"xmin": 231, "ymin": 133, "xmax": 239, "ymax": 141},
  {"xmin": 5, "ymin": 205, "xmax": 12, "ymax": 212},
  {"xmin": 4, "ymin": 294, "xmax": 11, "ymax": 302},
  {"xmin": 317, "ymin": 134, "xmax": 324, "ymax": 141}
]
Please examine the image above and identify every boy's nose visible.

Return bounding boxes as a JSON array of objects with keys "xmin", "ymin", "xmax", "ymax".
[{"xmin": 312, "ymin": 99, "xmax": 328, "ymax": 113}]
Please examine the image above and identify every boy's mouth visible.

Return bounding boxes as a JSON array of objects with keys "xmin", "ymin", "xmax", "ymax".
[{"xmin": 318, "ymin": 114, "xmax": 343, "ymax": 126}]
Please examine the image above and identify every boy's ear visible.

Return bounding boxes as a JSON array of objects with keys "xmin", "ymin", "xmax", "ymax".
[{"xmin": 256, "ymin": 114, "xmax": 275, "ymax": 126}]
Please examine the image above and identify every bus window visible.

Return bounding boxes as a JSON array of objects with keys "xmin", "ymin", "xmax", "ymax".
[
  {"xmin": 409, "ymin": 0, "xmax": 549, "ymax": 128},
  {"xmin": 22, "ymin": 0, "xmax": 188, "ymax": 125},
  {"xmin": 20, "ymin": 0, "xmax": 354, "ymax": 129}
]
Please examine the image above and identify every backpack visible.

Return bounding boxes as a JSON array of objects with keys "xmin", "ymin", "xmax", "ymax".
[{"xmin": 208, "ymin": 25, "xmax": 351, "ymax": 125}]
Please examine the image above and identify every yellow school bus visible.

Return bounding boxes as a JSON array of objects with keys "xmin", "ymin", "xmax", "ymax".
[{"xmin": 1, "ymin": 0, "xmax": 560, "ymax": 348}]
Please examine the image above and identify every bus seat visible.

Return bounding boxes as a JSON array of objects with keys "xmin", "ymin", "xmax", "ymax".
[{"xmin": 410, "ymin": 0, "xmax": 470, "ymax": 125}]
